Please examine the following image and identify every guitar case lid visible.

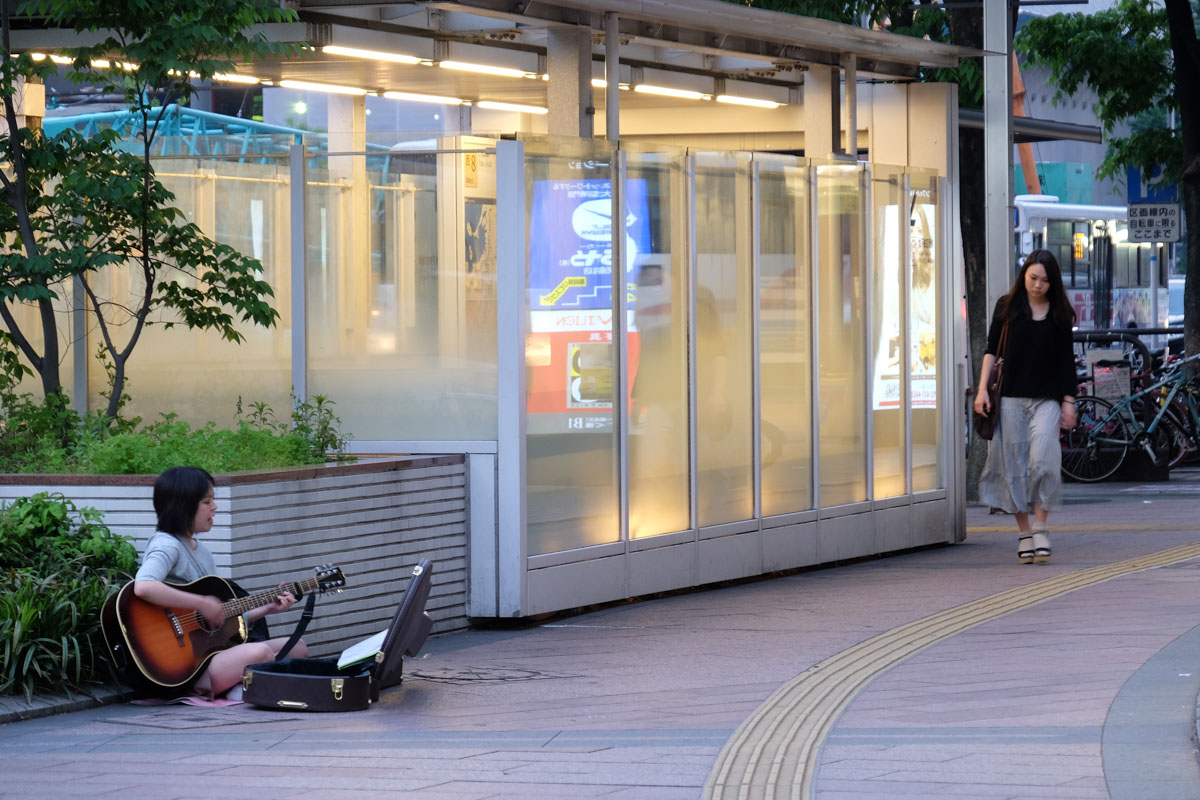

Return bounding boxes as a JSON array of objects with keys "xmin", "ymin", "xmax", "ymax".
[{"xmin": 374, "ymin": 558, "xmax": 434, "ymax": 690}]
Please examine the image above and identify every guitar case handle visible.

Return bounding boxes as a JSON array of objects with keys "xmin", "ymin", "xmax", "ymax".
[{"xmin": 276, "ymin": 592, "xmax": 316, "ymax": 661}]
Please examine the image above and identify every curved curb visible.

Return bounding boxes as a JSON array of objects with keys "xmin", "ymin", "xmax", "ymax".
[
  {"xmin": 703, "ymin": 542, "xmax": 1200, "ymax": 800},
  {"xmin": 1104, "ymin": 619, "xmax": 1200, "ymax": 799}
]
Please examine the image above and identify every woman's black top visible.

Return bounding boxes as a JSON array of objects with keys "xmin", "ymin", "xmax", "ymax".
[{"xmin": 985, "ymin": 297, "xmax": 1076, "ymax": 402}]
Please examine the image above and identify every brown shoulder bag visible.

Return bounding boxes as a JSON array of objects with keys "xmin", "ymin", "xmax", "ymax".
[{"xmin": 972, "ymin": 320, "xmax": 1009, "ymax": 441}]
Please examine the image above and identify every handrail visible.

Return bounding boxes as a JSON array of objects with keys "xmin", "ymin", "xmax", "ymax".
[{"xmin": 1072, "ymin": 330, "xmax": 1156, "ymax": 373}]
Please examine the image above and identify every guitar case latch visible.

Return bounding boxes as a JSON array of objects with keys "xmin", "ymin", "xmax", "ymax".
[{"xmin": 331, "ymin": 678, "xmax": 344, "ymax": 701}]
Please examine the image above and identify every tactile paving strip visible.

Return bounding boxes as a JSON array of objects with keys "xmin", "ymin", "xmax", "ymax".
[{"xmin": 704, "ymin": 541, "xmax": 1200, "ymax": 800}]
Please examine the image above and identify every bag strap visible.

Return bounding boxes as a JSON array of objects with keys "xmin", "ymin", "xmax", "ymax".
[
  {"xmin": 996, "ymin": 318, "xmax": 1010, "ymax": 360},
  {"xmin": 275, "ymin": 592, "xmax": 316, "ymax": 661}
]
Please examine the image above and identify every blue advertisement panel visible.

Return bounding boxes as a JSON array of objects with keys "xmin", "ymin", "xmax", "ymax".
[{"xmin": 529, "ymin": 178, "xmax": 651, "ymax": 310}]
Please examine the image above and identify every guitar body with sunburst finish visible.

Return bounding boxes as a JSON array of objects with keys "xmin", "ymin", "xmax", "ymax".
[
  {"xmin": 100, "ymin": 565, "xmax": 345, "ymax": 691},
  {"xmin": 102, "ymin": 576, "xmax": 248, "ymax": 690}
]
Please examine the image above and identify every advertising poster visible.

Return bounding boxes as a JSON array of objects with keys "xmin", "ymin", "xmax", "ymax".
[
  {"xmin": 910, "ymin": 196, "xmax": 937, "ymax": 410},
  {"xmin": 526, "ymin": 178, "xmax": 652, "ymax": 434},
  {"xmin": 529, "ymin": 178, "xmax": 650, "ymax": 310},
  {"xmin": 871, "ymin": 193, "xmax": 938, "ymax": 411},
  {"xmin": 872, "ymin": 206, "xmax": 902, "ymax": 410}
]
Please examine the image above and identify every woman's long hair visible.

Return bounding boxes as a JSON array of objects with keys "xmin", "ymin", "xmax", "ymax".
[
  {"xmin": 998, "ymin": 249, "xmax": 1076, "ymax": 331},
  {"xmin": 153, "ymin": 466, "xmax": 215, "ymax": 537}
]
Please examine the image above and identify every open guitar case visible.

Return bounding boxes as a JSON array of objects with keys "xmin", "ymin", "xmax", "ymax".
[{"xmin": 242, "ymin": 558, "xmax": 435, "ymax": 712}]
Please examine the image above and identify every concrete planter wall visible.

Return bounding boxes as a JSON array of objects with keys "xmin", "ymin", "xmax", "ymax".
[{"xmin": 0, "ymin": 456, "xmax": 468, "ymax": 656}]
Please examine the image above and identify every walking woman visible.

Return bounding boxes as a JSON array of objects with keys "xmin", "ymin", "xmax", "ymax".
[{"xmin": 974, "ymin": 250, "xmax": 1078, "ymax": 563}]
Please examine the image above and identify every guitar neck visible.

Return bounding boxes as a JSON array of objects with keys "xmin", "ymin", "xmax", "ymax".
[{"xmin": 220, "ymin": 576, "xmax": 316, "ymax": 619}]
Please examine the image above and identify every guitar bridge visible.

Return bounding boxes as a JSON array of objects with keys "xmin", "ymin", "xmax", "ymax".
[{"xmin": 163, "ymin": 608, "xmax": 185, "ymax": 645}]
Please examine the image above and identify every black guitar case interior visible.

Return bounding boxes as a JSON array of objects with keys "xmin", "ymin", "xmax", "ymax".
[{"xmin": 242, "ymin": 559, "xmax": 435, "ymax": 712}]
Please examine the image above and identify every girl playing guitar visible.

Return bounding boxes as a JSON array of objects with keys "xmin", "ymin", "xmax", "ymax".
[{"xmin": 132, "ymin": 466, "xmax": 309, "ymax": 697}]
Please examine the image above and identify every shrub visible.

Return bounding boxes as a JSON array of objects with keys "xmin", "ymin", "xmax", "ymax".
[
  {"xmin": 0, "ymin": 493, "xmax": 138, "ymax": 700},
  {"xmin": 81, "ymin": 415, "xmax": 317, "ymax": 476},
  {"xmin": 0, "ymin": 394, "xmax": 352, "ymax": 475}
]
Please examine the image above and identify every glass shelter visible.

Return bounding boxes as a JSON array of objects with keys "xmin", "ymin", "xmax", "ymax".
[{"xmin": 20, "ymin": 131, "xmax": 963, "ymax": 619}]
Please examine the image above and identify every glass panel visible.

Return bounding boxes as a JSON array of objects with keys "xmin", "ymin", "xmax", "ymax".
[
  {"xmin": 757, "ymin": 155, "xmax": 813, "ymax": 515},
  {"xmin": 89, "ymin": 155, "xmax": 292, "ymax": 426},
  {"xmin": 522, "ymin": 138, "xmax": 620, "ymax": 555},
  {"xmin": 815, "ymin": 163, "xmax": 867, "ymax": 506},
  {"xmin": 910, "ymin": 170, "xmax": 942, "ymax": 491},
  {"xmin": 624, "ymin": 143, "xmax": 690, "ymax": 539},
  {"xmin": 871, "ymin": 166, "xmax": 906, "ymax": 498},
  {"xmin": 306, "ymin": 135, "xmax": 500, "ymax": 441},
  {"xmin": 694, "ymin": 151, "xmax": 753, "ymax": 526}
]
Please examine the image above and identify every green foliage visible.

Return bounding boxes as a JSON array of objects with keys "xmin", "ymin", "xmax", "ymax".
[
  {"xmin": 0, "ymin": 565, "xmax": 114, "ymax": 700},
  {"xmin": 1015, "ymin": 0, "xmax": 1179, "ymax": 182},
  {"xmin": 0, "ymin": 492, "xmax": 137, "ymax": 575},
  {"xmin": 25, "ymin": 0, "xmax": 300, "ymax": 127},
  {"xmin": 729, "ymin": 0, "xmax": 906, "ymax": 26},
  {"xmin": 715, "ymin": 0, "xmax": 982, "ymax": 105},
  {"xmin": 0, "ymin": 390, "xmax": 353, "ymax": 475},
  {"xmin": 0, "ymin": 492, "xmax": 137, "ymax": 699},
  {"xmin": 81, "ymin": 414, "xmax": 317, "ymax": 476},
  {"xmin": 0, "ymin": 1, "xmax": 298, "ymax": 411},
  {"xmin": 290, "ymin": 395, "xmax": 351, "ymax": 462}
]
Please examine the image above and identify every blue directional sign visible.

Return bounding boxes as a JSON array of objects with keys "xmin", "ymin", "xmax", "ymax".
[{"xmin": 1128, "ymin": 166, "xmax": 1179, "ymax": 204}]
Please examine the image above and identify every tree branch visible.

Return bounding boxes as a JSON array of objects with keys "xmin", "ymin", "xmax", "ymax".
[{"xmin": 0, "ymin": 299, "xmax": 42, "ymax": 373}]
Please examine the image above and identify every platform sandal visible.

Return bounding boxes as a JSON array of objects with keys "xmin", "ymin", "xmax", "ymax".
[
  {"xmin": 1018, "ymin": 535, "xmax": 1035, "ymax": 564},
  {"xmin": 1031, "ymin": 530, "xmax": 1051, "ymax": 563}
]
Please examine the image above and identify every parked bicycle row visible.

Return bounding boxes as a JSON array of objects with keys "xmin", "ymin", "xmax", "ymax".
[{"xmin": 1060, "ymin": 349, "xmax": 1200, "ymax": 482}]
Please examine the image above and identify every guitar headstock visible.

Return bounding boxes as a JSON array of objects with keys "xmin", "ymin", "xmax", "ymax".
[{"xmin": 314, "ymin": 564, "xmax": 347, "ymax": 593}]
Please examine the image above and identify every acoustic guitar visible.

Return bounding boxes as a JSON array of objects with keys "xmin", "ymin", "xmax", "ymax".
[{"xmin": 101, "ymin": 564, "xmax": 346, "ymax": 690}]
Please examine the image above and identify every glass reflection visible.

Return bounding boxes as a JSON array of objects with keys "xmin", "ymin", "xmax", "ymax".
[
  {"xmin": 871, "ymin": 166, "xmax": 906, "ymax": 497},
  {"xmin": 626, "ymin": 146, "xmax": 690, "ymax": 538},
  {"xmin": 93, "ymin": 155, "xmax": 292, "ymax": 425},
  {"xmin": 694, "ymin": 152, "xmax": 753, "ymax": 526},
  {"xmin": 816, "ymin": 164, "xmax": 867, "ymax": 506},
  {"xmin": 523, "ymin": 141, "xmax": 620, "ymax": 555},
  {"xmin": 757, "ymin": 157, "xmax": 813, "ymax": 515},
  {"xmin": 307, "ymin": 137, "xmax": 500, "ymax": 441},
  {"xmin": 910, "ymin": 170, "xmax": 942, "ymax": 491}
]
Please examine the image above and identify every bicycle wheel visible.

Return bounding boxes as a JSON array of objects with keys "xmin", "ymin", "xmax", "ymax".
[
  {"xmin": 1060, "ymin": 396, "xmax": 1129, "ymax": 482},
  {"xmin": 1160, "ymin": 411, "xmax": 1192, "ymax": 469}
]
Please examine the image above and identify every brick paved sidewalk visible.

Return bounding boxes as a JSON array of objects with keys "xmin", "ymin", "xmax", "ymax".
[{"xmin": 3, "ymin": 475, "xmax": 1200, "ymax": 799}]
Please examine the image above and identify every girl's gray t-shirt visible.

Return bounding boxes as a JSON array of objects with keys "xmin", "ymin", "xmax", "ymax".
[{"xmin": 135, "ymin": 531, "xmax": 216, "ymax": 584}]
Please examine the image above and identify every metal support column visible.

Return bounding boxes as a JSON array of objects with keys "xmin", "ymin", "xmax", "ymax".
[
  {"xmin": 495, "ymin": 139, "xmax": 528, "ymax": 617},
  {"xmin": 605, "ymin": 13, "xmax": 620, "ymax": 142},
  {"xmin": 289, "ymin": 143, "xmax": 307, "ymax": 402},
  {"xmin": 984, "ymin": 0, "xmax": 1014, "ymax": 309}
]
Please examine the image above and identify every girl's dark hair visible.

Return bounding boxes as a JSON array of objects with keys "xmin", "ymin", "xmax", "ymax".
[
  {"xmin": 153, "ymin": 466, "xmax": 215, "ymax": 537},
  {"xmin": 999, "ymin": 249, "xmax": 1076, "ymax": 331}
]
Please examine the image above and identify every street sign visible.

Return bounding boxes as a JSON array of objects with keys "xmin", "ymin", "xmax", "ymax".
[
  {"xmin": 1128, "ymin": 165, "xmax": 1179, "ymax": 204},
  {"xmin": 1127, "ymin": 202, "xmax": 1181, "ymax": 242}
]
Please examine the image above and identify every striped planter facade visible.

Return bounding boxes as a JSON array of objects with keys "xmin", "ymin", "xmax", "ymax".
[{"xmin": 0, "ymin": 456, "xmax": 468, "ymax": 657}]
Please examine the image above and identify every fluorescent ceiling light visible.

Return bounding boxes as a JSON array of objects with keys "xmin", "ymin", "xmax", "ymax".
[
  {"xmin": 440, "ymin": 60, "xmax": 530, "ymax": 79},
  {"xmin": 591, "ymin": 78, "xmax": 631, "ymax": 90},
  {"xmin": 323, "ymin": 45, "xmax": 421, "ymax": 65},
  {"xmin": 476, "ymin": 100, "xmax": 548, "ymax": 115},
  {"xmin": 31, "ymin": 52, "xmax": 129, "ymax": 69},
  {"xmin": 633, "ymin": 84, "xmax": 705, "ymax": 100},
  {"xmin": 716, "ymin": 94, "xmax": 781, "ymax": 109},
  {"xmin": 384, "ymin": 90, "xmax": 463, "ymax": 105},
  {"xmin": 279, "ymin": 79, "xmax": 372, "ymax": 96},
  {"xmin": 214, "ymin": 72, "xmax": 261, "ymax": 85}
]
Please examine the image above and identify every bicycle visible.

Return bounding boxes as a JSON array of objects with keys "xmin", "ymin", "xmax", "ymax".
[{"xmin": 1060, "ymin": 352, "xmax": 1200, "ymax": 482}]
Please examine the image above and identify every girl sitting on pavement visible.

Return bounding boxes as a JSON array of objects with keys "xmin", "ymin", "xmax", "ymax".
[{"xmin": 133, "ymin": 466, "xmax": 308, "ymax": 697}]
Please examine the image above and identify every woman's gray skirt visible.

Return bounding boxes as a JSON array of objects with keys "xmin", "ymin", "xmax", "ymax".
[{"xmin": 978, "ymin": 397, "xmax": 1063, "ymax": 514}]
